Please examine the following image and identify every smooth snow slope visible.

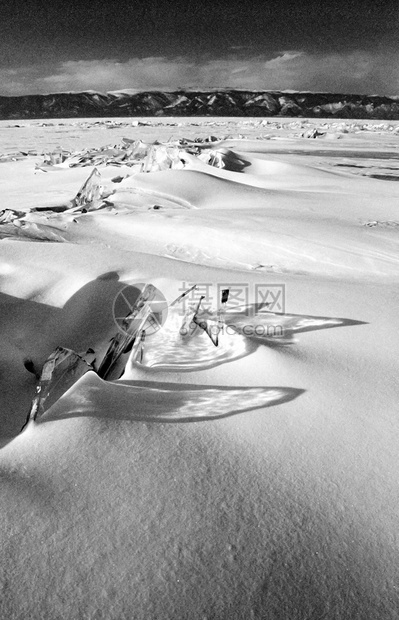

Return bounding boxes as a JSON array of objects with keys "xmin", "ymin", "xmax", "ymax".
[{"xmin": 0, "ymin": 118, "xmax": 399, "ymax": 619}]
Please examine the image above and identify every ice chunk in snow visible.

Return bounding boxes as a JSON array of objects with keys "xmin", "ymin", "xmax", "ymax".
[
  {"xmin": 23, "ymin": 347, "xmax": 92, "ymax": 429},
  {"xmin": 97, "ymin": 284, "xmax": 157, "ymax": 380},
  {"xmin": 69, "ymin": 167, "xmax": 103, "ymax": 211},
  {"xmin": 0, "ymin": 209, "xmax": 23, "ymax": 224},
  {"xmin": 142, "ymin": 145, "xmax": 185, "ymax": 173}
]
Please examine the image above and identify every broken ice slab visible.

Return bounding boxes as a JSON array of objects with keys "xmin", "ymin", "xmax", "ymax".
[
  {"xmin": 42, "ymin": 149, "xmax": 71, "ymax": 166},
  {"xmin": 129, "ymin": 330, "xmax": 146, "ymax": 364},
  {"xmin": 0, "ymin": 209, "xmax": 25, "ymax": 224},
  {"xmin": 24, "ymin": 347, "xmax": 92, "ymax": 428},
  {"xmin": 122, "ymin": 138, "xmax": 150, "ymax": 160},
  {"xmin": 142, "ymin": 145, "xmax": 185, "ymax": 173},
  {"xmin": 96, "ymin": 321, "xmax": 149, "ymax": 381},
  {"xmin": 68, "ymin": 167, "xmax": 103, "ymax": 212},
  {"xmin": 198, "ymin": 150, "xmax": 225, "ymax": 169},
  {"xmin": 198, "ymin": 148, "xmax": 250, "ymax": 172},
  {"xmin": 97, "ymin": 284, "xmax": 156, "ymax": 380},
  {"xmin": 96, "ymin": 330, "xmax": 138, "ymax": 381},
  {"xmin": 34, "ymin": 149, "xmax": 76, "ymax": 171},
  {"xmin": 121, "ymin": 284, "xmax": 157, "ymax": 331}
]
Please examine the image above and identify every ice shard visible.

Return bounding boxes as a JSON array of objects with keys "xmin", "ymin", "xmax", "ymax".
[
  {"xmin": 190, "ymin": 289, "xmax": 230, "ymax": 347},
  {"xmin": 23, "ymin": 347, "xmax": 93, "ymax": 429},
  {"xmin": 69, "ymin": 167, "xmax": 102, "ymax": 212},
  {"xmin": 140, "ymin": 144, "xmax": 185, "ymax": 173},
  {"xmin": 97, "ymin": 284, "xmax": 156, "ymax": 380},
  {"xmin": 0, "ymin": 209, "xmax": 23, "ymax": 224}
]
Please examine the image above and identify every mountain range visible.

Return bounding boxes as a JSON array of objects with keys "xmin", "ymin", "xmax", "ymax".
[{"xmin": 1, "ymin": 90, "xmax": 399, "ymax": 120}]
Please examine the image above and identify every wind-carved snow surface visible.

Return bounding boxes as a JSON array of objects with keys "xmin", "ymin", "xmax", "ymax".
[{"xmin": 0, "ymin": 118, "xmax": 399, "ymax": 619}]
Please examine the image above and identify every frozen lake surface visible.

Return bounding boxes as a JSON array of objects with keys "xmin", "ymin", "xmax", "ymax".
[{"xmin": 0, "ymin": 117, "xmax": 398, "ymax": 619}]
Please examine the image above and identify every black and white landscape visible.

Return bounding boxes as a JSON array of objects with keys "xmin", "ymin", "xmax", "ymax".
[
  {"xmin": 0, "ymin": 115, "xmax": 399, "ymax": 619},
  {"xmin": 1, "ymin": 0, "xmax": 399, "ymax": 617}
]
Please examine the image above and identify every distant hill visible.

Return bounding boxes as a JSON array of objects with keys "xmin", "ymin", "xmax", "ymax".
[{"xmin": 1, "ymin": 90, "xmax": 399, "ymax": 120}]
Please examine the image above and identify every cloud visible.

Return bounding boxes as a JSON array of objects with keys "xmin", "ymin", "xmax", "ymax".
[{"xmin": 1, "ymin": 51, "xmax": 398, "ymax": 97}]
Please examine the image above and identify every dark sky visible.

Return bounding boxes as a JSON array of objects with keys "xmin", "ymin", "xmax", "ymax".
[{"xmin": 1, "ymin": 0, "xmax": 398, "ymax": 95}]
